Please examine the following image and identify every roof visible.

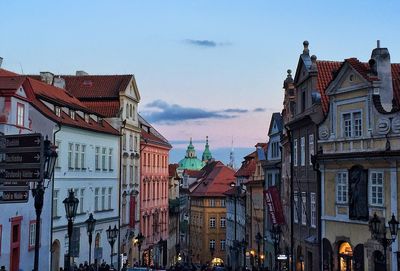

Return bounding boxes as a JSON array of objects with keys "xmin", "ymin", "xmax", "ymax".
[
  {"xmin": 0, "ymin": 70, "xmax": 119, "ymax": 135},
  {"xmin": 139, "ymin": 114, "xmax": 171, "ymax": 149},
  {"xmin": 191, "ymin": 163, "xmax": 236, "ymax": 197},
  {"xmin": 169, "ymin": 164, "xmax": 179, "ymax": 178},
  {"xmin": 223, "ymin": 186, "xmax": 246, "ymax": 197},
  {"xmin": 61, "ymin": 75, "xmax": 133, "ymax": 99},
  {"xmin": 316, "ymin": 60, "xmax": 343, "ymax": 113},
  {"xmin": 235, "ymin": 151, "xmax": 257, "ymax": 177},
  {"xmin": 267, "ymin": 112, "xmax": 283, "ymax": 135},
  {"xmin": 80, "ymin": 100, "xmax": 120, "ymax": 118},
  {"xmin": 0, "ymin": 68, "xmax": 19, "ymax": 76},
  {"xmin": 0, "ymin": 76, "xmax": 26, "ymax": 95},
  {"xmin": 183, "ymin": 169, "xmax": 202, "ymax": 178}
]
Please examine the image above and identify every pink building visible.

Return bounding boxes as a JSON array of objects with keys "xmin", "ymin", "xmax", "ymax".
[{"xmin": 139, "ymin": 115, "xmax": 171, "ymax": 267}]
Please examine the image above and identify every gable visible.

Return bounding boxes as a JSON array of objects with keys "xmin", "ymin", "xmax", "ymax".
[
  {"xmin": 121, "ymin": 77, "xmax": 141, "ymax": 103},
  {"xmin": 16, "ymin": 86, "xmax": 27, "ymax": 98},
  {"xmin": 294, "ymin": 59, "xmax": 310, "ymax": 85}
]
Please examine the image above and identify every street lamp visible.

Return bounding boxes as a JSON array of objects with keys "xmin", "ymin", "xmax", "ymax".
[
  {"xmin": 107, "ymin": 225, "xmax": 119, "ymax": 268},
  {"xmin": 255, "ymin": 232, "xmax": 262, "ymax": 271},
  {"xmin": 85, "ymin": 213, "xmax": 96, "ymax": 265},
  {"xmin": 63, "ymin": 189, "xmax": 79, "ymax": 271},
  {"xmin": 135, "ymin": 232, "xmax": 145, "ymax": 266},
  {"xmin": 270, "ymin": 225, "xmax": 281, "ymax": 271},
  {"xmin": 369, "ymin": 213, "xmax": 399, "ymax": 271},
  {"xmin": 33, "ymin": 137, "xmax": 58, "ymax": 271}
]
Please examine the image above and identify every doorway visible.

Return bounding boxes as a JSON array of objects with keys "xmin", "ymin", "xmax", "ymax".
[
  {"xmin": 9, "ymin": 216, "xmax": 22, "ymax": 271},
  {"xmin": 51, "ymin": 240, "xmax": 61, "ymax": 271}
]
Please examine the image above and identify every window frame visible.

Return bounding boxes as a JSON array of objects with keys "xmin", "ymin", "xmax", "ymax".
[
  {"xmin": 301, "ymin": 192, "xmax": 307, "ymax": 226},
  {"xmin": 300, "ymin": 137, "xmax": 305, "ymax": 166},
  {"xmin": 369, "ymin": 171, "xmax": 384, "ymax": 206},
  {"xmin": 336, "ymin": 172, "xmax": 348, "ymax": 204},
  {"xmin": 16, "ymin": 102, "xmax": 25, "ymax": 127},
  {"xmin": 310, "ymin": 192, "xmax": 316, "ymax": 228},
  {"xmin": 294, "ymin": 191, "xmax": 299, "ymax": 224},
  {"xmin": 341, "ymin": 110, "xmax": 363, "ymax": 138},
  {"xmin": 293, "ymin": 139, "xmax": 298, "ymax": 167},
  {"xmin": 28, "ymin": 220, "xmax": 39, "ymax": 251},
  {"xmin": 209, "ymin": 217, "xmax": 216, "ymax": 228},
  {"xmin": 220, "ymin": 217, "xmax": 226, "ymax": 228},
  {"xmin": 309, "ymin": 134, "xmax": 314, "ymax": 166}
]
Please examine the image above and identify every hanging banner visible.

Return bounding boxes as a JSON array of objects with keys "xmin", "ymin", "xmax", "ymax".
[{"xmin": 264, "ymin": 186, "xmax": 285, "ymax": 225}]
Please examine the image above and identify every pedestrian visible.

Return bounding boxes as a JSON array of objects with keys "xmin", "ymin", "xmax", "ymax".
[{"xmin": 1, "ymin": 266, "xmax": 5, "ymax": 271}]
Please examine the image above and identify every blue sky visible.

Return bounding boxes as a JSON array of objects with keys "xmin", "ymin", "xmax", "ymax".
[{"xmin": 1, "ymin": 0, "xmax": 399, "ymax": 164}]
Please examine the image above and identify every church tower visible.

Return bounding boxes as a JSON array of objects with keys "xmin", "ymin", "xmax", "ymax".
[
  {"xmin": 178, "ymin": 138, "xmax": 205, "ymax": 170},
  {"xmin": 202, "ymin": 136, "xmax": 213, "ymax": 163}
]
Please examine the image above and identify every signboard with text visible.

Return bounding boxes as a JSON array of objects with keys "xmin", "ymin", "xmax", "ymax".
[
  {"xmin": 264, "ymin": 186, "xmax": 285, "ymax": 225},
  {"xmin": 0, "ymin": 133, "xmax": 44, "ymax": 203}
]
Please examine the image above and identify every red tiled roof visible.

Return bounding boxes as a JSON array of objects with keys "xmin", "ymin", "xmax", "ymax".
[
  {"xmin": 169, "ymin": 164, "xmax": 179, "ymax": 178},
  {"xmin": 0, "ymin": 68, "xmax": 19, "ymax": 76},
  {"xmin": 62, "ymin": 75, "xmax": 133, "ymax": 99},
  {"xmin": 235, "ymin": 151, "xmax": 257, "ymax": 177},
  {"xmin": 183, "ymin": 169, "xmax": 202, "ymax": 178},
  {"xmin": 191, "ymin": 164, "xmax": 236, "ymax": 197},
  {"xmin": 81, "ymin": 100, "xmax": 120, "ymax": 117},
  {"xmin": 0, "ymin": 76, "xmax": 26, "ymax": 95},
  {"xmin": 316, "ymin": 61, "xmax": 343, "ymax": 113}
]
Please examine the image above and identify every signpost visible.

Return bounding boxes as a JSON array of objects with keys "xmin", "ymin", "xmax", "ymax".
[{"xmin": 0, "ymin": 133, "xmax": 44, "ymax": 203}]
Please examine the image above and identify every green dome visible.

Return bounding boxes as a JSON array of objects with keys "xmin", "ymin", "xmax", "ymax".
[
  {"xmin": 202, "ymin": 136, "xmax": 212, "ymax": 162},
  {"xmin": 178, "ymin": 138, "xmax": 205, "ymax": 170}
]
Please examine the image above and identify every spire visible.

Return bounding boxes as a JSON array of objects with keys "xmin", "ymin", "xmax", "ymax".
[
  {"xmin": 186, "ymin": 138, "xmax": 196, "ymax": 158},
  {"xmin": 228, "ymin": 137, "xmax": 235, "ymax": 169},
  {"xmin": 202, "ymin": 136, "xmax": 212, "ymax": 162}
]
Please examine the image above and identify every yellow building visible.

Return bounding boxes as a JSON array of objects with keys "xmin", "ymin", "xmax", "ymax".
[
  {"xmin": 189, "ymin": 161, "xmax": 236, "ymax": 265},
  {"xmin": 317, "ymin": 45, "xmax": 400, "ymax": 270}
]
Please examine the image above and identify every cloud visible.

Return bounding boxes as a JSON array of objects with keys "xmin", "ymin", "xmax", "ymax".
[
  {"xmin": 222, "ymin": 108, "xmax": 249, "ymax": 113},
  {"xmin": 184, "ymin": 39, "xmax": 232, "ymax": 48},
  {"xmin": 253, "ymin": 108, "xmax": 266, "ymax": 112},
  {"xmin": 143, "ymin": 99, "xmax": 235, "ymax": 123},
  {"xmin": 169, "ymin": 139, "xmax": 204, "ymax": 145}
]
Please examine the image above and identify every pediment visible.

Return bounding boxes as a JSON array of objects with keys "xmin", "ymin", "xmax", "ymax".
[
  {"xmin": 326, "ymin": 62, "xmax": 370, "ymax": 96},
  {"xmin": 123, "ymin": 76, "xmax": 141, "ymax": 102},
  {"xmin": 294, "ymin": 54, "xmax": 311, "ymax": 85},
  {"xmin": 16, "ymin": 86, "xmax": 27, "ymax": 98}
]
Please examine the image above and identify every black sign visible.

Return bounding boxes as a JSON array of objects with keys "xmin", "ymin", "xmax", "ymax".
[
  {"xmin": 0, "ymin": 134, "xmax": 42, "ymax": 149},
  {"xmin": 0, "ymin": 190, "xmax": 29, "ymax": 203},
  {"xmin": 3, "ymin": 151, "xmax": 41, "ymax": 163}
]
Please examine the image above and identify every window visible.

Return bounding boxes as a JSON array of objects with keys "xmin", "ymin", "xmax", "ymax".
[
  {"xmin": 122, "ymin": 196, "xmax": 127, "ymax": 224},
  {"xmin": 209, "ymin": 217, "xmax": 216, "ymax": 228},
  {"xmin": 209, "ymin": 199, "xmax": 215, "ymax": 207},
  {"xmin": 134, "ymin": 136, "xmax": 138, "ymax": 151},
  {"xmin": 122, "ymin": 165, "xmax": 127, "ymax": 185},
  {"xmin": 0, "ymin": 224, "xmax": 2, "ymax": 255},
  {"xmin": 135, "ymin": 166, "xmax": 139, "ymax": 185},
  {"xmin": 300, "ymin": 137, "xmax": 305, "ymax": 166},
  {"xmin": 102, "ymin": 148, "xmax": 107, "ymax": 171},
  {"xmin": 129, "ymin": 135, "xmax": 133, "ymax": 151},
  {"xmin": 271, "ymin": 141, "xmax": 279, "ymax": 158},
  {"xmin": 108, "ymin": 187, "xmax": 112, "ymax": 209},
  {"xmin": 220, "ymin": 199, "xmax": 226, "ymax": 207},
  {"xmin": 220, "ymin": 217, "xmax": 226, "ymax": 228},
  {"xmin": 123, "ymin": 134, "xmax": 127, "ymax": 150},
  {"xmin": 129, "ymin": 165, "xmax": 133, "ymax": 185},
  {"xmin": 126, "ymin": 104, "xmax": 129, "ymax": 119},
  {"xmin": 301, "ymin": 192, "xmax": 307, "ymax": 225},
  {"xmin": 70, "ymin": 110, "xmax": 75, "ymax": 120},
  {"xmin": 370, "ymin": 171, "xmax": 384, "ymax": 206},
  {"xmin": 81, "ymin": 145, "xmax": 86, "ymax": 169},
  {"xmin": 336, "ymin": 172, "xmax": 348, "ymax": 204},
  {"xmin": 209, "ymin": 239, "xmax": 216, "ymax": 249},
  {"xmin": 55, "ymin": 141, "xmax": 61, "ymax": 168},
  {"xmin": 294, "ymin": 191, "xmax": 298, "ymax": 223},
  {"xmin": 267, "ymin": 173, "xmax": 273, "ymax": 187},
  {"xmin": 130, "ymin": 104, "xmax": 133, "ymax": 118},
  {"xmin": 221, "ymin": 240, "xmax": 226, "ymax": 251},
  {"xmin": 310, "ymin": 193, "xmax": 316, "ymax": 228},
  {"xmin": 53, "ymin": 190, "xmax": 59, "ymax": 217},
  {"xmin": 74, "ymin": 144, "xmax": 80, "ymax": 169},
  {"xmin": 275, "ymin": 173, "xmax": 280, "ymax": 187},
  {"xmin": 16, "ymin": 103, "xmax": 25, "ymax": 127},
  {"xmin": 342, "ymin": 111, "xmax": 362, "ymax": 138},
  {"xmin": 94, "ymin": 188, "xmax": 99, "ymax": 211},
  {"xmin": 68, "ymin": 143, "xmax": 73, "ymax": 169},
  {"xmin": 108, "ymin": 148, "xmax": 113, "ymax": 171},
  {"xmin": 301, "ymin": 90, "xmax": 306, "ymax": 112},
  {"xmin": 293, "ymin": 139, "xmax": 298, "ymax": 166},
  {"xmin": 79, "ymin": 189, "xmax": 84, "ymax": 214},
  {"xmin": 101, "ymin": 188, "xmax": 106, "ymax": 210},
  {"xmin": 309, "ymin": 134, "xmax": 314, "ymax": 166},
  {"xmin": 29, "ymin": 220, "xmax": 37, "ymax": 249},
  {"xmin": 55, "ymin": 106, "xmax": 61, "ymax": 117},
  {"xmin": 95, "ymin": 147, "xmax": 100, "ymax": 170}
]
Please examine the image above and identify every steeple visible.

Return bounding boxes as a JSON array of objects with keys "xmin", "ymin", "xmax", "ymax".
[
  {"xmin": 202, "ymin": 136, "xmax": 212, "ymax": 162},
  {"xmin": 227, "ymin": 137, "xmax": 235, "ymax": 169},
  {"xmin": 186, "ymin": 137, "xmax": 196, "ymax": 158}
]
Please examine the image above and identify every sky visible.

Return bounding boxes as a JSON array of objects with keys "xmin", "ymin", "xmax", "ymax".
[{"xmin": 1, "ymin": 0, "xmax": 400, "ymax": 164}]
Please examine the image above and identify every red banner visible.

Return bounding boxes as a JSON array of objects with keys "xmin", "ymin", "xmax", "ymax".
[{"xmin": 264, "ymin": 186, "xmax": 285, "ymax": 225}]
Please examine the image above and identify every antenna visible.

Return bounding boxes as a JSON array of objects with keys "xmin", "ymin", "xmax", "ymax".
[
  {"xmin": 19, "ymin": 62, "xmax": 24, "ymax": 74},
  {"xmin": 228, "ymin": 136, "xmax": 235, "ymax": 169}
]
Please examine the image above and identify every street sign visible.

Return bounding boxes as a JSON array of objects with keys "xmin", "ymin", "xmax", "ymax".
[{"xmin": 0, "ymin": 133, "xmax": 44, "ymax": 204}]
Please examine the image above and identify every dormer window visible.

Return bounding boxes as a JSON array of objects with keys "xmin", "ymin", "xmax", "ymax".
[
  {"xmin": 55, "ymin": 106, "xmax": 61, "ymax": 117},
  {"xmin": 84, "ymin": 114, "xmax": 90, "ymax": 123},
  {"xmin": 70, "ymin": 110, "xmax": 75, "ymax": 120}
]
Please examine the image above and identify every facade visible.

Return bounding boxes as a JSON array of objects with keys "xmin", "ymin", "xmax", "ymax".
[
  {"xmin": 139, "ymin": 115, "xmax": 172, "ymax": 268},
  {"xmin": 59, "ymin": 73, "xmax": 142, "ymax": 266},
  {"xmin": 189, "ymin": 161, "xmax": 235, "ymax": 266},
  {"xmin": 0, "ymin": 70, "xmax": 54, "ymax": 271},
  {"xmin": 317, "ymin": 44, "xmax": 400, "ymax": 271},
  {"xmin": 168, "ymin": 164, "xmax": 180, "ymax": 266},
  {"xmin": 284, "ymin": 41, "xmax": 341, "ymax": 271},
  {"xmin": 263, "ymin": 113, "xmax": 283, "ymax": 270}
]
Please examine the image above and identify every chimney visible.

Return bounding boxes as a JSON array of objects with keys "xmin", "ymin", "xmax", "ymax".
[
  {"xmin": 53, "ymin": 76, "xmax": 66, "ymax": 89},
  {"xmin": 40, "ymin": 72, "xmax": 54, "ymax": 85},
  {"xmin": 0, "ymin": 57, "xmax": 3, "ymax": 68},
  {"xmin": 76, "ymin": 70, "xmax": 88, "ymax": 76},
  {"xmin": 370, "ymin": 40, "xmax": 393, "ymax": 112}
]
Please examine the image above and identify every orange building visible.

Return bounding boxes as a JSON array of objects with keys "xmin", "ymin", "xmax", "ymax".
[
  {"xmin": 189, "ymin": 161, "xmax": 236, "ymax": 265},
  {"xmin": 139, "ymin": 115, "xmax": 172, "ymax": 267}
]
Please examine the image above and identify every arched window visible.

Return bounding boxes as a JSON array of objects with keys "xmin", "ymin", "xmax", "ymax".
[{"xmin": 338, "ymin": 242, "xmax": 353, "ymax": 271}]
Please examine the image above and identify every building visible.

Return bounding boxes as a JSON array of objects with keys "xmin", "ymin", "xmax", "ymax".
[
  {"xmin": 189, "ymin": 161, "xmax": 235, "ymax": 265},
  {"xmin": 178, "ymin": 137, "xmax": 212, "ymax": 171},
  {"xmin": 139, "ymin": 115, "xmax": 172, "ymax": 268},
  {"xmin": 263, "ymin": 113, "xmax": 283, "ymax": 270},
  {"xmin": 0, "ymin": 70, "xmax": 55, "ymax": 271},
  {"xmin": 58, "ymin": 72, "xmax": 142, "ymax": 265},
  {"xmin": 317, "ymin": 43, "xmax": 400, "ymax": 270},
  {"xmin": 283, "ymin": 41, "xmax": 341, "ymax": 271},
  {"xmin": 168, "ymin": 164, "xmax": 180, "ymax": 266}
]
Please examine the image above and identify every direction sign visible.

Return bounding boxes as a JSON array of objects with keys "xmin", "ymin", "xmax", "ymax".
[{"xmin": 0, "ymin": 133, "xmax": 44, "ymax": 204}]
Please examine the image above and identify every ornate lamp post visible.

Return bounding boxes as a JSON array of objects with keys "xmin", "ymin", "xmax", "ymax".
[
  {"xmin": 107, "ymin": 225, "xmax": 119, "ymax": 268},
  {"xmin": 135, "ymin": 232, "xmax": 145, "ymax": 266},
  {"xmin": 255, "ymin": 232, "xmax": 262, "ymax": 271},
  {"xmin": 369, "ymin": 213, "xmax": 399, "ymax": 271},
  {"xmin": 63, "ymin": 189, "xmax": 79, "ymax": 271},
  {"xmin": 33, "ymin": 137, "xmax": 58, "ymax": 271},
  {"xmin": 270, "ymin": 225, "xmax": 281, "ymax": 271},
  {"xmin": 85, "ymin": 213, "xmax": 96, "ymax": 265}
]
